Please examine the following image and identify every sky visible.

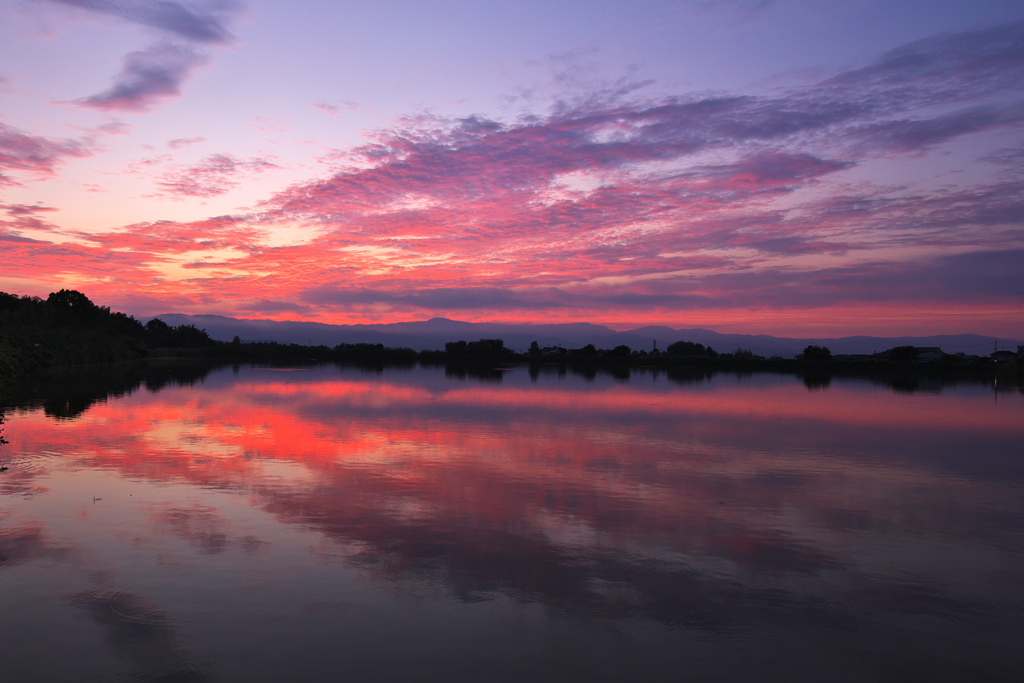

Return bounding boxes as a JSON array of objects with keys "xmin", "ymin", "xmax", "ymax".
[{"xmin": 0, "ymin": 0, "xmax": 1022, "ymax": 336}]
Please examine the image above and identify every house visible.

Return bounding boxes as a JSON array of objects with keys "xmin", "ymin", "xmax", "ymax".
[{"xmin": 991, "ymin": 350, "xmax": 1017, "ymax": 363}]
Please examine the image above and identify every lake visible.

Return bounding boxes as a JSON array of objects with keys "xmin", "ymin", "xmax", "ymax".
[{"xmin": 1, "ymin": 362, "xmax": 1022, "ymax": 682}]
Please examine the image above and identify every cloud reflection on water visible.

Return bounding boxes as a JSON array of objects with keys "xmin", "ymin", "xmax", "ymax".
[{"xmin": 1, "ymin": 363, "xmax": 1022, "ymax": 680}]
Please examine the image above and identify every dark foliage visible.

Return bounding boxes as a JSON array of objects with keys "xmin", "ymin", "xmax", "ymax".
[
  {"xmin": 144, "ymin": 318, "xmax": 213, "ymax": 348},
  {"xmin": 802, "ymin": 345, "xmax": 833, "ymax": 361},
  {"xmin": 887, "ymin": 346, "xmax": 919, "ymax": 362},
  {"xmin": 0, "ymin": 290, "xmax": 148, "ymax": 370},
  {"xmin": 444, "ymin": 339, "xmax": 511, "ymax": 355},
  {"xmin": 0, "ymin": 289, "xmax": 221, "ymax": 384},
  {"xmin": 334, "ymin": 343, "xmax": 417, "ymax": 362},
  {"xmin": 666, "ymin": 340, "xmax": 709, "ymax": 357}
]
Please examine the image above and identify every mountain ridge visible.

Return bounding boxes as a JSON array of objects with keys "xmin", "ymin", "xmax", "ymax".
[{"xmin": 148, "ymin": 314, "xmax": 1021, "ymax": 358}]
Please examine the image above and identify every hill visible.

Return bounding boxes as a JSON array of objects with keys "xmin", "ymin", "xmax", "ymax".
[{"xmin": 148, "ymin": 314, "xmax": 1021, "ymax": 358}]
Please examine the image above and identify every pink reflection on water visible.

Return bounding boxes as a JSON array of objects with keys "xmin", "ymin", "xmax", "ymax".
[
  {"xmin": 1, "ymin": 367, "xmax": 1023, "ymax": 681},
  {"xmin": 3, "ymin": 369, "xmax": 1021, "ymax": 571}
]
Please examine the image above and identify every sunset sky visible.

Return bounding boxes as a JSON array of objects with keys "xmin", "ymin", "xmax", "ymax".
[{"xmin": 1, "ymin": 0, "xmax": 1022, "ymax": 336}]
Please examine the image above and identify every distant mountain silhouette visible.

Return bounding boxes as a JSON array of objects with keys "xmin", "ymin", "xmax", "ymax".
[{"xmin": 147, "ymin": 314, "xmax": 1021, "ymax": 358}]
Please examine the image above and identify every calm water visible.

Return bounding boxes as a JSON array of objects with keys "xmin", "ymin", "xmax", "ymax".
[{"xmin": 1, "ymin": 362, "xmax": 1022, "ymax": 682}]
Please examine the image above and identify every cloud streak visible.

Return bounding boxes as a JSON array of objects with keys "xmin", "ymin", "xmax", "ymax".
[
  {"xmin": 45, "ymin": 0, "xmax": 237, "ymax": 44},
  {"xmin": 47, "ymin": 1, "xmax": 242, "ymax": 112},
  {"xmin": 157, "ymin": 153, "xmax": 278, "ymax": 197},
  {"xmin": 167, "ymin": 136, "xmax": 205, "ymax": 149},
  {"xmin": 0, "ymin": 123, "xmax": 92, "ymax": 186},
  {"xmin": 73, "ymin": 43, "xmax": 208, "ymax": 112}
]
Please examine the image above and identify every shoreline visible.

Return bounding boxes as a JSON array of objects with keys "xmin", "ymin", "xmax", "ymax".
[{"xmin": 11, "ymin": 349, "xmax": 1021, "ymax": 385}]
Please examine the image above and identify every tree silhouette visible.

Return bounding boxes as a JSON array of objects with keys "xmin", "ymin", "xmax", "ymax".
[
  {"xmin": 145, "ymin": 318, "xmax": 173, "ymax": 346},
  {"xmin": 802, "ymin": 345, "xmax": 832, "ymax": 360},
  {"xmin": 887, "ymin": 346, "xmax": 918, "ymax": 362},
  {"xmin": 445, "ymin": 339, "xmax": 510, "ymax": 355},
  {"xmin": 666, "ymin": 341, "xmax": 708, "ymax": 356},
  {"xmin": 47, "ymin": 289, "xmax": 97, "ymax": 314},
  {"xmin": 445, "ymin": 340, "xmax": 468, "ymax": 354}
]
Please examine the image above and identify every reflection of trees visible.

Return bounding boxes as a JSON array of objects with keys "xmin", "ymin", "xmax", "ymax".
[
  {"xmin": 664, "ymin": 368, "xmax": 716, "ymax": 385},
  {"xmin": 871, "ymin": 375, "xmax": 946, "ymax": 394},
  {"xmin": 443, "ymin": 363, "xmax": 507, "ymax": 382},
  {"xmin": 802, "ymin": 373, "xmax": 833, "ymax": 390},
  {"xmin": 7, "ymin": 360, "xmax": 219, "ymax": 420}
]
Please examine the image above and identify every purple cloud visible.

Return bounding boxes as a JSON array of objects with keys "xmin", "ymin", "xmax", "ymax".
[
  {"xmin": 47, "ymin": 1, "xmax": 242, "ymax": 112},
  {"xmin": 980, "ymin": 146, "xmax": 1024, "ymax": 172},
  {"xmin": 300, "ymin": 286, "xmax": 576, "ymax": 311},
  {"xmin": 315, "ymin": 245, "xmax": 1021, "ymax": 315},
  {"xmin": 0, "ymin": 123, "xmax": 92, "ymax": 186},
  {"xmin": 94, "ymin": 121, "xmax": 132, "ymax": 135},
  {"xmin": 686, "ymin": 247, "xmax": 1024, "ymax": 309},
  {"xmin": 825, "ymin": 20, "xmax": 1024, "ymax": 102},
  {"xmin": 158, "ymin": 153, "xmax": 278, "ymax": 197},
  {"xmin": 167, "ymin": 136, "xmax": 205, "ymax": 149},
  {"xmin": 268, "ymin": 23, "xmax": 1024, "ymax": 225},
  {"xmin": 74, "ymin": 43, "xmax": 207, "ymax": 112},
  {"xmin": 0, "ymin": 203, "xmax": 60, "ymax": 244},
  {"xmin": 853, "ymin": 105, "xmax": 1024, "ymax": 154},
  {"xmin": 1, "ymin": 203, "xmax": 60, "ymax": 230},
  {"xmin": 44, "ymin": 0, "xmax": 237, "ymax": 44},
  {"xmin": 312, "ymin": 101, "xmax": 358, "ymax": 115},
  {"xmin": 237, "ymin": 299, "xmax": 311, "ymax": 314}
]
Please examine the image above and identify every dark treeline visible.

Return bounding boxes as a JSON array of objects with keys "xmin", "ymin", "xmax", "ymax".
[
  {"xmin": 423, "ymin": 337, "xmax": 1022, "ymax": 389},
  {"xmin": 0, "ymin": 289, "xmax": 216, "ymax": 393},
  {"xmin": 2, "ymin": 289, "xmax": 1022, "ymax": 396}
]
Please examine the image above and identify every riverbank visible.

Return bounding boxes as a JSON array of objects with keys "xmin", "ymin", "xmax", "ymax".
[{"xmin": 5, "ymin": 337, "xmax": 1022, "ymax": 390}]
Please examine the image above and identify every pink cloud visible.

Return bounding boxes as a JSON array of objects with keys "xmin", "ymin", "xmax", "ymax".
[
  {"xmin": 168, "ymin": 136, "xmax": 205, "ymax": 150},
  {"xmin": 312, "ymin": 101, "xmax": 358, "ymax": 115},
  {"xmin": 0, "ymin": 203, "xmax": 61, "ymax": 234},
  {"xmin": 157, "ymin": 154, "xmax": 278, "ymax": 198},
  {"xmin": 0, "ymin": 123, "xmax": 92, "ymax": 186},
  {"xmin": 80, "ymin": 215, "xmax": 266, "ymax": 255}
]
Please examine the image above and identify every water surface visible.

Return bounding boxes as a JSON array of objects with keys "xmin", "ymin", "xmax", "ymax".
[{"xmin": 1, "ymin": 363, "xmax": 1022, "ymax": 682}]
